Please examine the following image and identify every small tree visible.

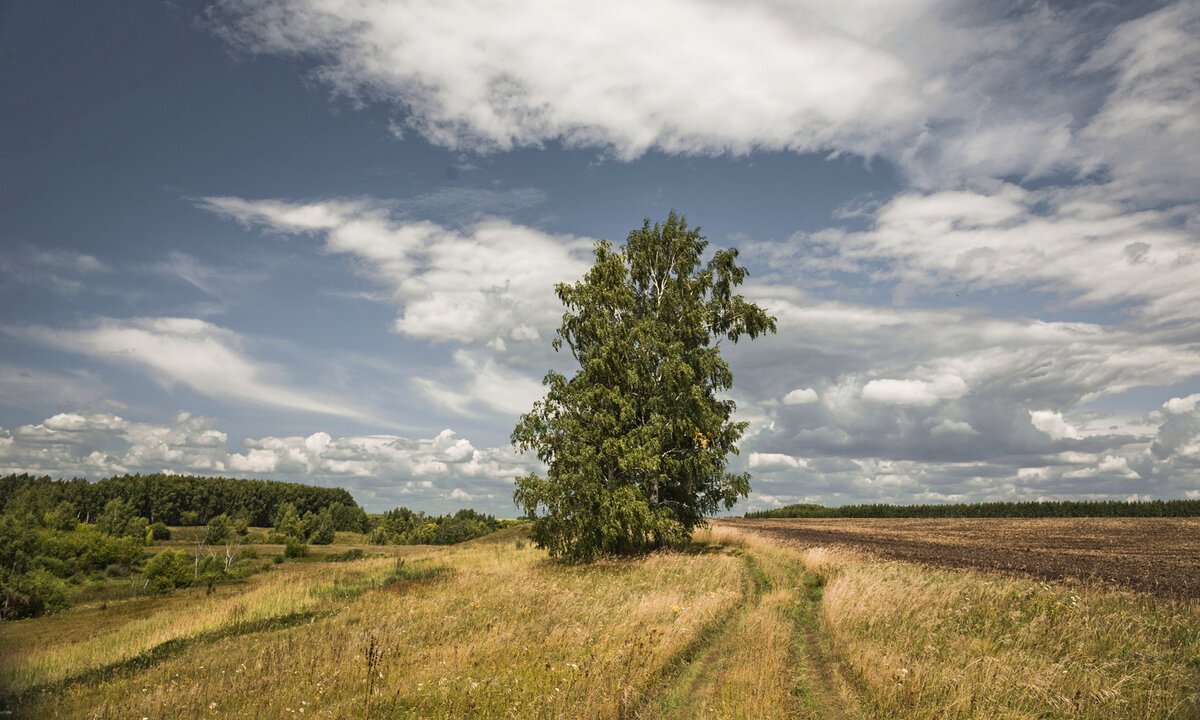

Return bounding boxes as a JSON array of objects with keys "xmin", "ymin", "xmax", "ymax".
[
  {"xmin": 144, "ymin": 549, "xmax": 193, "ymax": 593},
  {"xmin": 273, "ymin": 502, "xmax": 303, "ymax": 539},
  {"xmin": 203, "ymin": 513, "xmax": 232, "ymax": 545},
  {"xmin": 513, "ymin": 212, "xmax": 776, "ymax": 560},
  {"xmin": 307, "ymin": 508, "xmax": 336, "ymax": 545}
]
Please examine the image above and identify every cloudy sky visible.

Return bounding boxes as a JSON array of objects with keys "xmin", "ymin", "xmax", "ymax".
[{"xmin": 2, "ymin": 0, "xmax": 1199, "ymax": 515}]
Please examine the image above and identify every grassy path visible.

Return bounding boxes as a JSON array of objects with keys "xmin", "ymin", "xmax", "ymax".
[{"xmin": 650, "ymin": 532, "xmax": 862, "ymax": 720}]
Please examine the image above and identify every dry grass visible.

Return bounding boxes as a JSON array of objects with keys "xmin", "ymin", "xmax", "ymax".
[
  {"xmin": 0, "ymin": 557, "xmax": 397, "ymax": 698},
  {"xmin": 9, "ymin": 523, "xmax": 1196, "ymax": 719},
  {"xmin": 10, "ymin": 532, "xmax": 746, "ymax": 719},
  {"xmin": 802, "ymin": 546, "xmax": 1200, "ymax": 719}
]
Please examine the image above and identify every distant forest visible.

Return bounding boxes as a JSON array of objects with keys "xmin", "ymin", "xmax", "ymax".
[
  {"xmin": 745, "ymin": 499, "xmax": 1200, "ymax": 519},
  {"xmin": 0, "ymin": 472, "xmax": 359, "ymax": 527}
]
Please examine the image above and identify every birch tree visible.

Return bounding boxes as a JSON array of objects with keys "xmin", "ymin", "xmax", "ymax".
[{"xmin": 513, "ymin": 212, "xmax": 776, "ymax": 560}]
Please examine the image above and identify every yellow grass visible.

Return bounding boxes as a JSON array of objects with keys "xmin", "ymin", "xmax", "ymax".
[
  {"xmin": 7, "ymin": 523, "xmax": 1198, "ymax": 719},
  {"xmin": 802, "ymin": 545, "xmax": 1200, "ymax": 719},
  {"xmin": 0, "ymin": 557, "xmax": 396, "ymax": 698},
  {"xmin": 10, "ymin": 533, "xmax": 747, "ymax": 719}
]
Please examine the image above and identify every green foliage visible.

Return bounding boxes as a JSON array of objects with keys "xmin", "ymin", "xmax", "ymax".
[
  {"xmin": 513, "ymin": 213, "xmax": 776, "ymax": 560},
  {"xmin": 96, "ymin": 498, "xmax": 145, "ymax": 539},
  {"xmin": 370, "ymin": 506, "xmax": 502, "ymax": 545},
  {"xmin": 0, "ymin": 567, "xmax": 68, "ymax": 619},
  {"xmin": 306, "ymin": 508, "xmax": 336, "ymax": 545},
  {"xmin": 43, "ymin": 501, "xmax": 79, "ymax": 531},
  {"xmin": 204, "ymin": 513, "xmax": 233, "ymax": 545},
  {"xmin": 274, "ymin": 502, "xmax": 304, "ymax": 539},
  {"xmin": 329, "ymin": 501, "xmax": 370, "ymax": 532},
  {"xmin": 284, "ymin": 536, "xmax": 309, "ymax": 559},
  {"xmin": 745, "ymin": 498, "xmax": 1200, "ymax": 519},
  {"xmin": 0, "ymin": 472, "xmax": 362, "ymax": 528},
  {"xmin": 147, "ymin": 521, "xmax": 171, "ymax": 541},
  {"xmin": 143, "ymin": 549, "xmax": 193, "ymax": 593}
]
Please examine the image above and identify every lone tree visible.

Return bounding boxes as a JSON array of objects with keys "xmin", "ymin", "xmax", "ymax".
[{"xmin": 513, "ymin": 212, "xmax": 776, "ymax": 560}]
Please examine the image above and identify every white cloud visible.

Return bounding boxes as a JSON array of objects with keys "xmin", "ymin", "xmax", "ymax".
[
  {"xmin": 782, "ymin": 387, "xmax": 819, "ymax": 405},
  {"xmin": 200, "ymin": 197, "xmax": 592, "ymax": 347},
  {"xmin": 1030, "ymin": 410, "xmax": 1081, "ymax": 441},
  {"xmin": 13, "ymin": 317, "xmax": 365, "ymax": 420},
  {"xmin": 413, "ymin": 350, "xmax": 545, "ymax": 418},
  {"xmin": 1164, "ymin": 394, "xmax": 1200, "ymax": 415},
  {"xmin": 0, "ymin": 411, "xmax": 537, "ymax": 513},
  {"xmin": 748, "ymin": 452, "xmax": 808, "ymax": 472},
  {"xmin": 1079, "ymin": 2, "xmax": 1200, "ymax": 202},
  {"xmin": 211, "ymin": 0, "xmax": 1144, "ymax": 186},
  {"xmin": 862, "ymin": 374, "xmax": 966, "ymax": 407},
  {"xmin": 788, "ymin": 183, "xmax": 1200, "ymax": 323}
]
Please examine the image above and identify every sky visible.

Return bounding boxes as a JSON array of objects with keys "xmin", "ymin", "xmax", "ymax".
[{"xmin": 1, "ymin": 0, "xmax": 1198, "ymax": 515}]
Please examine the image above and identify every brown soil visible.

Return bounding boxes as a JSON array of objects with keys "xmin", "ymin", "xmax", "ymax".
[{"xmin": 719, "ymin": 517, "xmax": 1200, "ymax": 599}]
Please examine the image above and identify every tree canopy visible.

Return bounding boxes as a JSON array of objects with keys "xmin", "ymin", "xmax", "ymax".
[{"xmin": 513, "ymin": 212, "xmax": 776, "ymax": 560}]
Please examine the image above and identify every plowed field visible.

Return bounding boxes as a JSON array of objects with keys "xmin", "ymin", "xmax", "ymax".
[{"xmin": 721, "ymin": 517, "xmax": 1200, "ymax": 598}]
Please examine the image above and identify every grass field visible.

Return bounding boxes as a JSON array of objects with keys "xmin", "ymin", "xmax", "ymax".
[{"xmin": 2, "ymin": 523, "xmax": 1198, "ymax": 718}]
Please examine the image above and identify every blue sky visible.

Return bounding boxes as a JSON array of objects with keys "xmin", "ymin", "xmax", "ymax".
[{"xmin": 2, "ymin": 0, "xmax": 1198, "ymax": 515}]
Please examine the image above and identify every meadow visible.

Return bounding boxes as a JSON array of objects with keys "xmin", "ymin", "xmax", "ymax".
[{"xmin": 2, "ymin": 523, "xmax": 1198, "ymax": 719}]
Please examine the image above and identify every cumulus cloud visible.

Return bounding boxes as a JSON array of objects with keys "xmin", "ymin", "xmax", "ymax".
[
  {"xmin": 0, "ymin": 411, "xmax": 536, "ymax": 513},
  {"xmin": 11, "ymin": 317, "xmax": 365, "ymax": 420},
  {"xmin": 1029, "ymin": 410, "xmax": 1081, "ymax": 441},
  {"xmin": 862, "ymin": 374, "xmax": 967, "ymax": 407},
  {"xmin": 782, "ymin": 387, "xmax": 819, "ymax": 405},
  {"xmin": 199, "ymin": 196, "xmax": 592, "ymax": 347},
  {"xmin": 748, "ymin": 452, "xmax": 808, "ymax": 472}
]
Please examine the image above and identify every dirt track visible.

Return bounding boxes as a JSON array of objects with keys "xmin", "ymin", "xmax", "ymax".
[{"xmin": 720, "ymin": 517, "xmax": 1200, "ymax": 599}]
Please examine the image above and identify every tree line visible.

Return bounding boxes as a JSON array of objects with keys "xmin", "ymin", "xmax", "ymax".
[
  {"xmin": 744, "ymin": 499, "xmax": 1200, "ymax": 519},
  {"xmin": 0, "ymin": 472, "xmax": 359, "ymax": 527}
]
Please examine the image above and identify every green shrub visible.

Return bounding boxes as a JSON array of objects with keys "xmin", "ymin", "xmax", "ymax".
[
  {"xmin": 284, "ymin": 537, "xmax": 308, "ymax": 559},
  {"xmin": 146, "ymin": 522, "xmax": 171, "ymax": 541},
  {"xmin": 143, "ymin": 549, "xmax": 193, "ymax": 593},
  {"xmin": 0, "ymin": 568, "xmax": 68, "ymax": 619},
  {"xmin": 204, "ymin": 514, "xmax": 232, "ymax": 545}
]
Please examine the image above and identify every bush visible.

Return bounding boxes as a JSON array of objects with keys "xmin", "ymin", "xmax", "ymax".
[
  {"xmin": 283, "ymin": 537, "xmax": 308, "ymax": 559},
  {"xmin": 0, "ymin": 568, "xmax": 68, "ymax": 619},
  {"xmin": 147, "ymin": 522, "xmax": 171, "ymax": 541},
  {"xmin": 143, "ymin": 549, "xmax": 193, "ymax": 593},
  {"xmin": 204, "ymin": 514, "xmax": 232, "ymax": 545}
]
